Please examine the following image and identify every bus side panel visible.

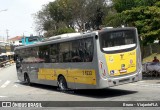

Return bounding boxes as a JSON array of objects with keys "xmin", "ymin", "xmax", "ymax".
[
  {"xmin": 136, "ymin": 38, "xmax": 142, "ymax": 81},
  {"xmin": 96, "ymin": 39, "xmax": 110, "ymax": 89},
  {"xmin": 26, "ymin": 64, "xmax": 98, "ymax": 89},
  {"xmin": 68, "ymin": 37, "xmax": 99, "ymax": 89},
  {"xmin": 36, "ymin": 37, "xmax": 99, "ymax": 89},
  {"xmin": 17, "ymin": 35, "xmax": 100, "ymax": 89},
  {"xmin": 17, "ymin": 68, "xmax": 25, "ymax": 82}
]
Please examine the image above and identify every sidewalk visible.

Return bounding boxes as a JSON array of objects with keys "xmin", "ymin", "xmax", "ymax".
[
  {"xmin": 0, "ymin": 63, "xmax": 15, "ymax": 71},
  {"xmin": 142, "ymin": 77, "xmax": 160, "ymax": 84}
]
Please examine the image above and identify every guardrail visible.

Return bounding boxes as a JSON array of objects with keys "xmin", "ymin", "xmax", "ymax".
[
  {"xmin": 0, "ymin": 60, "xmax": 14, "ymax": 68},
  {"xmin": 142, "ymin": 62, "xmax": 160, "ymax": 78}
]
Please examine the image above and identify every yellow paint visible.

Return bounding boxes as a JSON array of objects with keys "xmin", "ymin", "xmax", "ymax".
[
  {"xmin": 68, "ymin": 69, "xmax": 96, "ymax": 85},
  {"xmin": 38, "ymin": 74, "xmax": 45, "ymax": 79},
  {"xmin": 38, "ymin": 68, "xmax": 55, "ymax": 80},
  {"xmin": 38, "ymin": 68, "xmax": 96, "ymax": 85},
  {"xmin": 105, "ymin": 49, "xmax": 137, "ymax": 76}
]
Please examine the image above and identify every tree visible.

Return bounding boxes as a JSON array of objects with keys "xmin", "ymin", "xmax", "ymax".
[
  {"xmin": 86, "ymin": 0, "xmax": 108, "ymax": 30},
  {"xmin": 123, "ymin": 6, "xmax": 160, "ymax": 45},
  {"xmin": 35, "ymin": 0, "xmax": 109, "ymax": 37},
  {"xmin": 34, "ymin": 5, "xmax": 52, "ymax": 33},
  {"xmin": 44, "ymin": 27, "xmax": 75, "ymax": 37},
  {"xmin": 104, "ymin": 0, "xmax": 160, "ymax": 45},
  {"xmin": 112, "ymin": 0, "xmax": 159, "ymax": 13},
  {"xmin": 112, "ymin": 0, "xmax": 136, "ymax": 13}
]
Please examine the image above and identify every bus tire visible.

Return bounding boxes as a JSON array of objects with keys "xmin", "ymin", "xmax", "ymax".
[
  {"xmin": 58, "ymin": 76, "xmax": 68, "ymax": 91},
  {"xmin": 24, "ymin": 74, "xmax": 31, "ymax": 86}
]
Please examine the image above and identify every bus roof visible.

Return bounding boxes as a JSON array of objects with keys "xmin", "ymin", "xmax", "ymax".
[
  {"xmin": 14, "ymin": 27, "xmax": 137, "ymax": 50},
  {"xmin": 14, "ymin": 32, "xmax": 96, "ymax": 50}
]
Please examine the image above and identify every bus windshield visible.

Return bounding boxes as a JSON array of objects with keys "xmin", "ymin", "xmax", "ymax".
[{"xmin": 100, "ymin": 30, "xmax": 137, "ymax": 52}]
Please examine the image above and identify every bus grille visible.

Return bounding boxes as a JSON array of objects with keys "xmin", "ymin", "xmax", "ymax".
[{"xmin": 119, "ymin": 78, "xmax": 130, "ymax": 83}]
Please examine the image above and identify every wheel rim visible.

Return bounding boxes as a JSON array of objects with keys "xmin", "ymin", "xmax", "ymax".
[
  {"xmin": 25, "ymin": 75, "xmax": 30, "ymax": 85},
  {"xmin": 60, "ymin": 82, "xmax": 64, "ymax": 89},
  {"xmin": 26, "ymin": 77, "xmax": 29, "ymax": 83},
  {"xmin": 59, "ymin": 77, "xmax": 67, "ymax": 90}
]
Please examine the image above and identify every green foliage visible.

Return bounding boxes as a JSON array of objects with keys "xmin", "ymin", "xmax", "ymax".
[
  {"xmin": 155, "ymin": 1, "xmax": 160, "ymax": 7},
  {"xmin": 113, "ymin": 0, "xmax": 136, "ymax": 13},
  {"xmin": 103, "ymin": 13, "xmax": 125, "ymax": 27},
  {"xmin": 44, "ymin": 30, "xmax": 55, "ymax": 38},
  {"xmin": 122, "ymin": 6, "xmax": 160, "ymax": 45},
  {"xmin": 104, "ymin": 0, "xmax": 160, "ymax": 45},
  {"xmin": 44, "ymin": 27, "xmax": 75, "ymax": 37},
  {"xmin": 85, "ymin": 0, "xmax": 108, "ymax": 29},
  {"xmin": 112, "ymin": 0, "xmax": 159, "ymax": 13},
  {"xmin": 56, "ymin": 27, "xmax": 75, "ymax": 35},
  {"xmin": 35, "ymin": 0, "xmax": 108, "ymax": 37},
  {"xmin": 48, "ymin": 0, "xmax": 74, "ymax": 24}
]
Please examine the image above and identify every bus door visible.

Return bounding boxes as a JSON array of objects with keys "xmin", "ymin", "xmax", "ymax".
[
  {"xmin": 15, "ymin": 54, "xmax": 24, "ymax": 81},
  {"xmin": 27, "ymin": 47, "xmax": 40, "ymax": 82},
  {"xmin": 29, "ymin": 63, "xmax": 39, "ymax": 82}
]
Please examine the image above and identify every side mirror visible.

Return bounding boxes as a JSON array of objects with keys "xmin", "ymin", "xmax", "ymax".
[
  {"xmin": 95, "ymin": 35, "xmax": 98, "ymax": 40},
  {"xmin": 20, "ymin": 58, "xmax": 23, "ymax": 61}
]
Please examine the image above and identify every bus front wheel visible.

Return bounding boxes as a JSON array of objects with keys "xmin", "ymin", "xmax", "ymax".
[
  {"xmin": 58, "ymin": 76, "xmax": 68, "ymax": 91},
  {"xmin": 24, "ymin": 74, "xmax": 31, "ymax": 86}
]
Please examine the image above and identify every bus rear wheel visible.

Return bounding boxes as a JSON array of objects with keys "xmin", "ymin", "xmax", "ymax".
[
  {"xmin": 58, "ymin": 76, "xmax": 68, "ymax": 91},
  {"xmin": 24, "ymin": 74, "xmax": 31, "ymax": 86}
]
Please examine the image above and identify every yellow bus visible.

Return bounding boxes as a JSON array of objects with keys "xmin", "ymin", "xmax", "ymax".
[{"xmin": 14, "ymin": 27, "xmax": 142, "ymax": 90}]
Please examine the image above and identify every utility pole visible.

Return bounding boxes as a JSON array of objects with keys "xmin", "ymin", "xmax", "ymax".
[
  {"xmin": 0, "ymin": 9, "xmax": 7, "ymax": 13},
  {"xmin": 23, "ymin": 32, "xmax": 26, "ymax": 45},
  {"xmin": 6, "ymin": 29, "xmax": 9, "ymax": 41},
  {"xmin": 0, "ymin": 9, "xmax": 8, "ymax": 42}
]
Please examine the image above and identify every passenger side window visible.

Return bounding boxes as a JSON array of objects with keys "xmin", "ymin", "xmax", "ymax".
[
  {"xmin": 84, "ymin": 38, "xmax": 94, "ymax": 62},
  {"xmin": 39, "ymin": 45, "xmax": 50, "ymax": 63},
  {"xmin": 71, "ymin": 40, "xmax": 83, "ymax": 62},
  {"xmin": 59, "ymin": 42, "xmax": 71, "ymax": 62},
  {"xmin": 70, "ymin": 38, "xmax": 93, "ymax": 62},
  {"xmin": 50, "ymin": 44, "xmax": 59, "ymax": 63}
]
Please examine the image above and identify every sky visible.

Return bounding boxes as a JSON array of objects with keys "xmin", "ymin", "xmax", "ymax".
[{"xmin": 0, "ymin": 0, "xmax": 54, "ymax": 40}]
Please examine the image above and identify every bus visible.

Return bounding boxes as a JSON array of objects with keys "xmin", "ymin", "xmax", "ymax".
[
  {"xmin": 0, "ymin": 55, "xmax": 6, "ymax": 67},
  {"xmin": 21, "ymin": 36, "xmax": 43, "ymax": 45},
  {"xmin": 0, "ymin": 53, "xmax": 14, "ymax": 67},
  {"xmin": 0, "ymin": 42, "xmax": 14, "ymax": 67},
  {"xmin": 14, "ymin": 27, "xmax": 142, "ymax": 90}
]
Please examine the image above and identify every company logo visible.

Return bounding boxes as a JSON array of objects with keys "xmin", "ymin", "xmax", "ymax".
[
  {"xmin": 121, "ymin": 64, "xmax": 125, "ymax": 69},
  {"xmin": 2, "ymin": 102, "xmax": 11, "ymax": 107},
  {"xmin": 130, "ymin": 59, "xmax": 133, "ymax": 64},
  {"xmin": 120, "ymin": 69, "xmax": 127, "ymax": 73},
  {"xmin": 120, "ymin": 64, "xmax": 127, "ymax": 73},
  {"xmin": 110, "ymin": 70, "xmax": 114, "ymax": 75},
  {"xmin": 109, "ymin": 56, "xmax": 114, "ymax": 62},
  {"xmin": 120, "ymin": 54, "xmax": 124, "ymax": 60},
  {"xmin": 1, "ymin": 102, "xmax": 42, "ymax": 108},
  {"xmin": 129, "ymin": 59, "xmax": 136, "ymax": 68}
]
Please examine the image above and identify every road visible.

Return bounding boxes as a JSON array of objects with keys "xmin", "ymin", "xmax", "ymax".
[{"xmin": 0, "ymin": 65, "xmax": 160, "ymax": 109}]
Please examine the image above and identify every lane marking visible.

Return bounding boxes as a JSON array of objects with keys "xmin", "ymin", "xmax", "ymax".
[
  {"xmin": 0, "ymin": 96, "xmax": 7, "ymax": 98},
  {"xmin": 139, "ymin": 81, "xmax": 145, "ymax": 83},
  {"xmin": 130, "ymin": 83, "xmax": 137, "ymax": 85},
  {"xmin": 13, "ymin": 84, "xmax": 18, "ymax": 87},
  {"xmin": 16, "ymin": 80, "xmax": 20, "ymax": 82},
  {"xmin": 1, "ymin": 80, "xmax": 11, "ymax": 88},
  {"xmin": 131, "ymin": 83, "xmax": 160, "ymax": 88}
]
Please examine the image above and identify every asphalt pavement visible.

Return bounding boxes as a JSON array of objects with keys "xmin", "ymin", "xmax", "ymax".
[{"xmin": 0, "ymin": 65, "xmax": 160, "ymax": 110}]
